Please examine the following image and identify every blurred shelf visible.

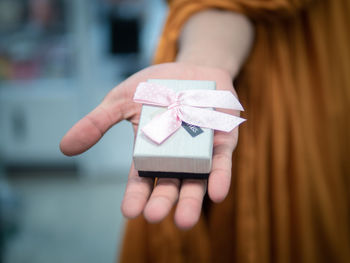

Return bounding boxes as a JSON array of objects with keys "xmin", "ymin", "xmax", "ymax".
[
  {"xmin": 0, "ymin": 78, "xmax": 78, "ymax": 98},
  {"xmin": 0, "ymin": 79, "xmax": 79, "ymax": 164},
  {"xmin": 0, "ymin": 0, "xmax": 166, "ymax": 179}
]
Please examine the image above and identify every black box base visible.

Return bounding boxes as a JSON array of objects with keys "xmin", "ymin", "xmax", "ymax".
[{"xmin": 138, "ymin": 171, "xmax": 209, "ymax": 180}]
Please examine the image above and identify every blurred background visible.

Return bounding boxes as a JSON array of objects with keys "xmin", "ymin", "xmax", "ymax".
[{"xmin": 0, "ymin": 0, "xmax": 166, "ymax": 262}]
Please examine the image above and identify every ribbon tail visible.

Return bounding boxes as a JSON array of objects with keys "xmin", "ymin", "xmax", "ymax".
[
  {"xmin": 178, "ymin": 90, "xmax": 244, "ymax": 111},
  {"xmin": 142, "ymin": 109, "xmax": 182, "ymax": 144},
  {"xmin": 179, "ymin": 106, "xmax": 246, "ymax": 132}
]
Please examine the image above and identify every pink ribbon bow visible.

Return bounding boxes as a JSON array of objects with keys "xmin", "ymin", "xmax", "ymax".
[{"xmin": 134, "ymin": 82, "xmax": 246, "ymax": 144}]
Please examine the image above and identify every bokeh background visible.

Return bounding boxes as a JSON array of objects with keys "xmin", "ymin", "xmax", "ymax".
[{"xmin": 0, "ymin": 0, "xmax": 167, "ymax": 262}]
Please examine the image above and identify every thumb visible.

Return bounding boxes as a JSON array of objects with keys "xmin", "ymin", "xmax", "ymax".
[{"xmin": 60, "ymin": 99, "xmax": 124, "ymax": 156}]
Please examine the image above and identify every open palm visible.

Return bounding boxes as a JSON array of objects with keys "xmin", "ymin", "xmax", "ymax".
[{"xmin": 60, "ymin": 62, "xmax": 240, "ymax": 229}]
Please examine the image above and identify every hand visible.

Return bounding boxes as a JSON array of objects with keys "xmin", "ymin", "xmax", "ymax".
[{"xmin": 60, "ymin": 62, "xmax": 240, "ymax": 229}]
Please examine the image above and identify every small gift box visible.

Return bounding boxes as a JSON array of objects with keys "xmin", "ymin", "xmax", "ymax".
[{"xmin": 133, "ymin": 79, "xmax": 244, "ymax": 179}]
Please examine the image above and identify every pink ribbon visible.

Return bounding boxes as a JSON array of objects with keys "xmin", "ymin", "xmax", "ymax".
[{"xmin": 134, "ymin": 82, "xmax": 246, "ymax": 144}]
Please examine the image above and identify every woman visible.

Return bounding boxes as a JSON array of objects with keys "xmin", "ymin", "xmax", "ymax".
[{"xmin": 60, "ymin": 0, "xmax": 350, "ymax": 262}]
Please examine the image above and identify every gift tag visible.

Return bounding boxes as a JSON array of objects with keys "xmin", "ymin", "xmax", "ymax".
[{"xmin": 181, "ymin": 122, "xmax": 203, "ymax": 137}]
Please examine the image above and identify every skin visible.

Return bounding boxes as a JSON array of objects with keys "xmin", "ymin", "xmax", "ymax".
[{"xmin": 60, "ymin": 10, "xmax": 254, "ymax": 230}]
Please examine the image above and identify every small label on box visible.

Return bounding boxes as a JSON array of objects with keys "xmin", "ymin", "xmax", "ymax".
[{"xmin": 181, "ymin": 122, "xmax": 203, "ymax": 137}]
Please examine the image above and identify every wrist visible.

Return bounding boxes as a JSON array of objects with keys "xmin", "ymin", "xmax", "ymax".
[
  {"xmin": 176, "ymin": 50, "xmax": 239, "ymax": 79},
  {"xmin": 166, "ymin": 61, "xmax": 236, "ymax": 93},
  {"xmin": 175, "ymin": 9, "xmax": 254, "ymax": 80}
]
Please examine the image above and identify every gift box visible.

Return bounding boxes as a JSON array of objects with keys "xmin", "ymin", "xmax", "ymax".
[{"xmin": 133, "ymin": 79, "xmax": 215, "ymax": 179}]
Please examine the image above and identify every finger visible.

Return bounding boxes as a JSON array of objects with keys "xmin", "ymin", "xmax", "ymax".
[
  {"xmin": 121, "ymin": 164, "xmax": 154, "ymax": 219},
  {"xmin": 208, "ymin": 147, "xmax": 232, "ymax": 203},
  {"xmin": 208, "ymin": 129, "xmax": 238, "ymax": 203},
  {"xmin": 59, "ymin": 80, "xmax": 142, "ymax": 157},
  {"xmin": 143, "ymin": 178, "xmax": 180, "ymax": 223},
  {"xmin": 174, "ymin": 179, "xmax": 207, "ymax": 230},
  {"xmin": 59, "ymin": 104, "xmax": 120, "ymax": 156}
]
